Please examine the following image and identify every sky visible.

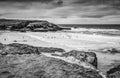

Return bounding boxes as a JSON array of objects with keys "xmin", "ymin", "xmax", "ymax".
[{"xmin": 0, "ymin": 0, "xmax": 120, "ymax": 24}]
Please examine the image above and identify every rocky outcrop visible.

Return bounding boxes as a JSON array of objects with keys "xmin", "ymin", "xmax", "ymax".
[
  {"xmin": 98, "ymin": 48, "xmax": 120, "ymax": 54},
  {"xmin": 0, "ymin": 54, "xmax": 103, "ymax": 78},
  {"xmin": 27, "ymin": 22, "xmax": 62, "ymax": 31},
  {"xmin": 62, "ymin": 50, "xmax": 98, "ymax": 68},
  {"xmin": 0, "ymin": 43, "xmax": 65, "ymax": 55},
  {"xmin": 105, "ymin": 48, "xmax": 120, "ymax": 54},
  {"xmin": 0, "ymin": 19, "xmax": 70, "ymax": 32},
  {"xmin": 0, "ymin": 43, "xmax": 4, "ymax": 50},
  {"xmin": 0, "ymin": 43, "xmax": 105, "ymax": 78},
  {"xmin": 37, "ymin": 47, "xmax": 65, "ymax": 53},
  {"xmin": 0, "ymin": 43, "xmax": 40, "ymax": 55},
  {"xmin": 107, "ymin": 65, "xmax": 120, "ymax": 78}
]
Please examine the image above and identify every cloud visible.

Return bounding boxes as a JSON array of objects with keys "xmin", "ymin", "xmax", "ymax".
[
  {"xmin": 0, "ymin": 0, "xmax": 53, "ymax": 3},
  {"xmin": 44, "ymin": 5, "xmax": 119, "ymax": 18},
  {"xmin": 0, "ymin": 0, "xmax": 120, "ymax": 24},
  {"xmin": 0, "ymin": 0, "xmax": 63, "ymax": 6},
  {"xmin": 73, "ymin": 0, "xmax": 120, "ymax": 5},
  {"xmin": 73, "ymin": 0, "xmax": 120, "ymax": 10}
]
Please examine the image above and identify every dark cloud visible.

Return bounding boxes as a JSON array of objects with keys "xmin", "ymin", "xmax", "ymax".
[
  {"xmin": 0, "ymin": 0, "xmax": 63, "ymax": 10},
  {"xmin": 81, "ymin": 15, "xmax": 105, "ymax": 18},
  {"xmin": 0, "ymin": 0, "xmax": 53, "ymax": 3},
  {"xmin": 55, "ymin": 0, "xmax": 63, "ymax": 5},
  {"xmin": 0, "ymin": 2, "xmax": 31, "ymax": 10},
  {"xmin": 0, "ymin": 14, "xmax": 3, "ymax": 16},
  {"xmin": 0, "ymin": 0, "xmax": 120, "ymax": 24},
  {"xmin": 0, "ymin": 13, "xmax": 12, "ymax": 16},
  {"xmin": 73, "ymin": 0, "xmax": 120, "ymax": 5},
  {"xmin": 73, "ymin": 0, "xmax": 120, "ymax": 10}
]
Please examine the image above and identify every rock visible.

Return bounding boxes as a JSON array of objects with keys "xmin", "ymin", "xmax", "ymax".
[
  {"xmin": 0, "ymin": 43, "xmax": 65, "ymax": 55},
  {"xmin": 27, "ymin": 22, "xmax": 62, "ymax": 31},
  {"xmin": 107, "ymin": 65, "xmax": 120, "ymax": 78},
  {"xmin": 0, "ymin": 19, "xmax": 62, "ymax": 32},
  {"xmin": 37, "ymin": 47, "xmax": 65, "ymax": 53},
  {"xmin": 107, "ymin": 48, "xmax": 120, "ymax": 54},
  {"xmin": 62, "ymin": 50, "xmax": 97, "ymax": 68},
  {"xmin": 0, "ymin": 54, "xmax": 103, "ymax": 78},
  {"xmin": 0, "ymin": 19, "xmax": 71, "ymax": 32},
  {"xmin": 99, "ymin": 48, "xmax": 120, "ymax": 54},
  {"xmin": 0, "ymin": 43, "xmax": 40, "ymax": 55},
  {"xmin": 0, "ymin": 43, "xmax": 105, "ymax": 78},
  {"xmin": 0, "ymin": 43, "xmax": 4, "ymax": 50},
  {"xmin": 85, "ymin": 52, "xmax": 98, "ymax": 68},
  {"xmin": 13, "ymin": 40, "xmax": 17, "ymax": 42}
]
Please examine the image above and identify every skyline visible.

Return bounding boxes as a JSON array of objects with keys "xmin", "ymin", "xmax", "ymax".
[{"xmin": 0, "ymin": 0, "xmax": 120, "ymax": 24}]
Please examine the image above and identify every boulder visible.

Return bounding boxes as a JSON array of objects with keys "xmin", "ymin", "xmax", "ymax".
[
  {"xmin": 0, "ymin": 43, "xmax": 4, "ymax": 50},
  {"xmin": 62, "ymin": 50, "xmax": 97, "ymax": 68},
  {"xmin": 0, "ymin": 43, "xmax": 105, "ymax": 78},
  {"xmin": 107, "ymin": 48, "xmax": 120, "ymax": 54},
  {"xmin": 0, "ymin": 43, "xmax": 65, "ymax": 55},
  {"xmin": 0, "ymin": 43, "xmax": 40, "ymax": 55},
  {"xmin": 37, "ymin": 47, "xmax": 65, "ymax": 53},
  {"xmin": 107, "ymin": 65, "xmax": 120, "ymax": 78},
  {"xmin": 0, "ymin": 54, "xmax": 103, "ymax": 78},
  {"xmin": 99, "ymin": 48, "xmax": 120, "ymax": 54}
]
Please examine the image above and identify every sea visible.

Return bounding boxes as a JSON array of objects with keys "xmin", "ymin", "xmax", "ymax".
[{"xmin": 59, "ymin": 24, "xmax": 120, "ymax": 36}]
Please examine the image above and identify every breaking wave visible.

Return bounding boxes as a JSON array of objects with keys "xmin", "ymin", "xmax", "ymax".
[{"xmin": 66, "ymin": 28, "xmax": 120, "ymax": 36}]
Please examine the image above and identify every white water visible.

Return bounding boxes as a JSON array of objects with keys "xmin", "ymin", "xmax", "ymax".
[{"xmin": 71, "ymin": 28, "xmax": 120, "ymax": 32}]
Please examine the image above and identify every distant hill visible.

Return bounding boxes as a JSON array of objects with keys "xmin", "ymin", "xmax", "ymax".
[{"xmin": 0, "ymin": 19, "xmax": 71, "ymax": 32}]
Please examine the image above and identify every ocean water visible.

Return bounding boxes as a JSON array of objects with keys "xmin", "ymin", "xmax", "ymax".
[
  {"xmin": 59, "ymin": 24, "xmax": 120, "ymax": 29},
  {"xmin": 60, "ymin": 24, "xmax": 120, "ymax": 36}
]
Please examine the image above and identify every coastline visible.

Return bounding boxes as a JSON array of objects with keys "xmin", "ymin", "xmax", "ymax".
[{"xmin": 0, "ymin": 31, "xmax": 120, "ymax": 74}]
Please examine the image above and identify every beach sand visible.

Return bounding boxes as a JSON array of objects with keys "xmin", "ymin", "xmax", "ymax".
[{"xmin": 0, "ymin": 31, "xmax": 120, "ymax": 74}]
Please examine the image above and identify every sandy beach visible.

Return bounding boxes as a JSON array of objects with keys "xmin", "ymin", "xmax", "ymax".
[
  {"xmin": 0, "ymin": 31, "xmax": 120, "ymax": 74},
  {"xmin": 1, "ymin": 0, "xmax": 120, "ymax": 77}
]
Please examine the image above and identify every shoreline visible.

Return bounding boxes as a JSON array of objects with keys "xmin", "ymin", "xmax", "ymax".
[{"xmin": 0, "ymin": 31, "xmax": 120, "ymax": 74}]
